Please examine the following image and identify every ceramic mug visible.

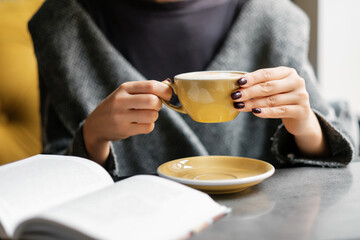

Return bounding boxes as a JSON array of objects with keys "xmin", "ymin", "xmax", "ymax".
[{"xmin": 162, "ymin": 71, "xmax": 245, "ymax": 123}]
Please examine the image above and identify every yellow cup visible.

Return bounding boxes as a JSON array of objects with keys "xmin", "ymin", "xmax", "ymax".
[{"xmin": 162, "ymin": 71, "xmax": 245, "ymax": 123}]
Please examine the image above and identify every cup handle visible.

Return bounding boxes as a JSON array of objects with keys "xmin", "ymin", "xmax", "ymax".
[{"xmin": 162, "ymin": 81, "xmax": 187, "ymax": 114}]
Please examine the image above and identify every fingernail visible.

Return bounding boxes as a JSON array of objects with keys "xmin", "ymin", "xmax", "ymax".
[
  {"xmin": 252, "ymin": 108, "xmax": 261, "ymax": 114},
  {"xmin": 231, "ymin": 91, "xmax": 242, "ymax": 100},
  {"xmin": 164, "ymin": 78, "xmax": 172, "ymax": 83},
  {"xmin": 234, "ymin": 102, "xmax": 245, "ymax": 109},
  {"xmin": 237, "ymin": 77, "xmax": 247, "ymax": 86}
]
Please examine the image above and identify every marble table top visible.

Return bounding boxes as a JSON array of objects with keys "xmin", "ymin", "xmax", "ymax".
[{"xmin": 193, "ymin": 157, "xmax": 360, "ymax": 240}]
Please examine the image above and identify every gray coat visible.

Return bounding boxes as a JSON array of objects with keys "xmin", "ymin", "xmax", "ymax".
[{"xmin": 29, "ymin": 0, "xmax": 359, "ymax": 177}]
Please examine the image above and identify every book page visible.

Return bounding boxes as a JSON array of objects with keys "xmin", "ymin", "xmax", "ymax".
[
  {"xmin": 16, "ymin": 175, "xmax": 230, "ymax": 240},
  {"xmin": 0, "ymin": 154, "xmax": 113, "ymax": 238}
]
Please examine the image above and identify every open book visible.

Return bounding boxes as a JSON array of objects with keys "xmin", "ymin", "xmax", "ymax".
[{"xmin": 0, "ymin": 154, "xmax": 230, "ymax": 240}]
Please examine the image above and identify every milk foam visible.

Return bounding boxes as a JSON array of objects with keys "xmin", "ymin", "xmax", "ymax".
[{"xmin": 176, "ymin": 71, "xmax": 243, "ymax": 80}]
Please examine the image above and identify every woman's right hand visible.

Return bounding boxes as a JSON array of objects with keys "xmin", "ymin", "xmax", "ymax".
[{"xmin": 83, "ymin": 80, "xmax": 172, "ymax": 165}]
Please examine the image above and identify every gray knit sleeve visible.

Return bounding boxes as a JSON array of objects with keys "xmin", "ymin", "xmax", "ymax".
[
  {"xmin": 267, "ymin": 0, "xmax": 358, "ymax": 166},
  {"xmin": 29, "ymin": 0, "xmax": 119, "ymax": 176},
  {"xmin": 271, "ymin": 111, "xmax": 355, "ymax": 167},
  {"xmin": 67, "ymin": 124, "xmax": 117, "ymax": 178},
  {"xmin": 41, "ymin": 100, "xmax": 117, "ymax": 176}
]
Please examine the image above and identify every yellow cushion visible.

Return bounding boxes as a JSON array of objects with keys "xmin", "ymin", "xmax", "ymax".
[{"xmin": 0, "ymin": 0, "xmax": 44, "ymax": 164}]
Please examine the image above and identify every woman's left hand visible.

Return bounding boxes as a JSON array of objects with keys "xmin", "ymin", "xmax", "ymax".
[{"xmin": 232, "ymin": 66, "xmax": 327, "ymax": 156}]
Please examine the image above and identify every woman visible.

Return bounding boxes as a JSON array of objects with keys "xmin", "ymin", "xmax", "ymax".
[{"xmin": 29, "ymin": 0, "xmax": 359, "ymax": 178}]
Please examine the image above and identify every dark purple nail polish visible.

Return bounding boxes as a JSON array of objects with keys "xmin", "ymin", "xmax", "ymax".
[
  {"xmin": 252, "ymin": 108, "xmax": 261, "ymax": 114},
  {"xmin": 231, "ymin": 91, "xmax": 242, "ymax": 100},
  {"xmin": 237, "ymin": 77, "xmax": 248, "ymax": 86},
  {"xmin": 234, "ymin": 102, "xmax": 245, "ymax": 109}
]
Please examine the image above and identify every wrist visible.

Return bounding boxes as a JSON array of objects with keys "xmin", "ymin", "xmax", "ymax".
[
  {"xmin": 83, "ymin": 120, "xmax": 110, "ymax": 165},
  {"xmin": 293, "ymin": 112, "xmax": 329, "ymax": 156}
]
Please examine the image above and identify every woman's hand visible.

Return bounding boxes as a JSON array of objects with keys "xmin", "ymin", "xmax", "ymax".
[
  {"xmin": 232, "ymin": 67, "xmax": 328, "ymax": 156},
  {"xmin": 83, "ymin": 80, "xmax": 172, "ymax": 165}
]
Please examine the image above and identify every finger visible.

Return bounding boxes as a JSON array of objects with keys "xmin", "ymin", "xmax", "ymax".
[
  {"xmin": 120, "ymin": 80, "xmax": 172, "ymax": 101},
  {"xmin": 126, "ymin": 109, "xmax": 159, "ymax": 124},
  {"xmin": 236, "ymin": 78, "xmax": 297, "ymax": 101},
  {"xmin": 126, "ymin": 94, "xmax": 162, "ymax": 111},
  {"xmin": 237, "ymin": 91, "xmax": 309, "ymax": 112},
  {"xmin": 128, "ymin": 123, "xmax": 155, "ymax": 136},
  {"xmin": 251, "ymin": 105, "xmax": 309, "ymax": 119},
  {"xmin": 240, "ymin": 67, "xmax": 295, "ymax": 87}
]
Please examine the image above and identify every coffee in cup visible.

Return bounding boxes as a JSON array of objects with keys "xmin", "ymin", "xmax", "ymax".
[{"xmin": 162, "ymin": 71, "xmax": 245, "ymax": 123}]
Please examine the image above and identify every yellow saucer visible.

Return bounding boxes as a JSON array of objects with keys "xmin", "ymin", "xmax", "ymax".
[{"xmin": 157, "ymin": 156, "xmax": 274, "ymax": 194}]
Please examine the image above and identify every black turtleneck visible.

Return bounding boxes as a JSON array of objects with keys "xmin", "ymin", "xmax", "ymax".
[{"xmin": 78, "ymin": 0, "xmax": 246, "ymax": 80}]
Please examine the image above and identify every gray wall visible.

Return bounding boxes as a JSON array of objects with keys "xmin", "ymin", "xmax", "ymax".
[{"xmin": 292, "ymin": 0, "xmax": 318, "ymax": 75}]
